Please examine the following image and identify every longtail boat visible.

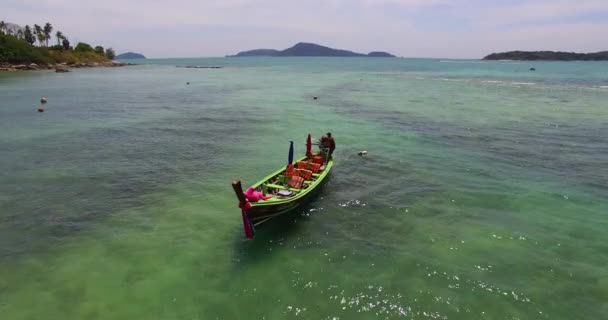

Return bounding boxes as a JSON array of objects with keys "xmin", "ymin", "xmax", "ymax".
[{"xmin": 231, "ymin": 134, "xmax": 333, "ymax": 238}]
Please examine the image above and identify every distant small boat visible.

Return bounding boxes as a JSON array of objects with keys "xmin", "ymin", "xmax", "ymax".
[{"xmin": 231, "ymin": 134, "xmax": 333, "ymax": 238}]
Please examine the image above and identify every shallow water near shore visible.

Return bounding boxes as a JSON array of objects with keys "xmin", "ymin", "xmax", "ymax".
[{"xmin": 1, "ymin": 58, "xmax": 607, "ymax": 319}]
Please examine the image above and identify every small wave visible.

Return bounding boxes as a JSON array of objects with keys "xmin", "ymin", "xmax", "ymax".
[
  {"xmin": 482, "ymin": 80, "xmax": 502, "ymax": 83},
  {"xmin": 511, "ymin": 82, "xmax": 536, "ymax": 85},
  {"xmin": 599, "ymin": 86, "xmax": 608, "ymax": 89},
  {"xmin": 436, "ymin": 78, "xmax": 464, "ymax": 82},
  {"xmin": 338, "ymin": 199, "xmax": 367, "ymax": 208}
]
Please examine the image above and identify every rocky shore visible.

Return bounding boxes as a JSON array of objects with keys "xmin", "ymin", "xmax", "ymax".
[{"xmin": 0, "ymin": 61, "xmax": 133, "ymax": 72}]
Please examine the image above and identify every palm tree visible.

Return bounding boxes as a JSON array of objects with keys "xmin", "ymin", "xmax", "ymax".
[
  {"xmin": 24, "ymin": 25, "xmax": 35, "ymax": 45},
  {"xmin": 37, "ymin": 32, "xmax": 45, "ymax": 46},
  {"xmin": 56, "ymin": 31, "xmax": 64, "ymax": 46},
  {"xmin": 34, "ymin": 24, "xmax": 44, "ymax": 46},
  {"xmin": 62, "ymin": 38, "xmax": 70, "ymax": 50},
  {"xmin": 43, "ymin": 23, "xmax": 53, "ymax": 47},
  {"xmin": 61, "ymin": 37, "xmax": 70, "ymax": 50},
  {"xmin": 0, "ymin": 21, "xmax": 6, "ymax": 35}
]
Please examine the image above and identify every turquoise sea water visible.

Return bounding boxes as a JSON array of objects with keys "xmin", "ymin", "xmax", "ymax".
[{"xmin": 1, "ymin": 58, "xmax": 607, "ymax": 319}]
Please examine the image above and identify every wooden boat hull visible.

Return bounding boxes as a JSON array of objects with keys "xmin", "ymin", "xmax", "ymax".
[
  {"xmin": 247, "ymin": 172, "xmax": 329, "ymax": 225},
  {"xmin": 237, "ymin": 156, "xmax": 333, "ymax": 226}
]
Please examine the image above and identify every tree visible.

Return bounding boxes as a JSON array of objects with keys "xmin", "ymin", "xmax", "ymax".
[
  {"xmin": 0, "ymin": 32, "xmax": 47, "ymax": 63},
  {"xmin": 94, "ymin": 45, "xmax": 104, "ymax": 55},
  {"xmin": 62, "ymin": 38, "xmax": 70, "ymax": 50},
  {"xmin": 34, "ymin": 24, "xmax": 44, "ymax": 46},
  {"xmin": 55, "ymin": 31, "xmax": 64, "ymax": 46},
  {"xmin": 16, "ymin": 29, "xmax": 24, "ymax": 40},
  {"xmin": 36, "ymin": 31, "xmax": 45, "ymax": 46},
  {"xmin": 24, "ymin": 25, "xmax": 35, "ymax": 45},
  {"xmin": 43, "ymin": 23, "xmax": 53, "ymax": 47},
  {"xmin": 0, "ymin": 21, "xmax": 6, "ymax": 35},
  {"xmin": 105, "ymin": 47, "xmax": 115, "ymax": 60},
  {"xmin": 74, "ymin": 42, "xmax": 94, "ymax": 52}
]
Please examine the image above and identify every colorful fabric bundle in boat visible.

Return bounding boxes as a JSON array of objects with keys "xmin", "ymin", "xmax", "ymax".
[
  {"xmin": 289, "ymin": 175, "xmax": 305, "ymax": 189},
  {"xmin": 312, "ymin": 156, "xmax": 324, "ymax": 166},
  {"xmin": 297, "ymin": 169, "xmax": 313, "ymax": 180},
  {"xmin": 297, "ymin": 161, "xmax": 308, "ymax": 170},
  {"xmin": 244, "ymin": 187, "xmax": 271, "ymax": 202},
  {"xmin": 284, "ymin": 164, "xmax": 296, "ymax": 177},
  {"xmin": 297, "ymin": 161, "xmax": 321, "ymax": 173}
]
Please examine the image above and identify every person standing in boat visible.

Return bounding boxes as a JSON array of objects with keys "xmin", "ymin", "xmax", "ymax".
[{"xmin": 321, "ymin": 132, "xmax": 336, "ymax": 159}]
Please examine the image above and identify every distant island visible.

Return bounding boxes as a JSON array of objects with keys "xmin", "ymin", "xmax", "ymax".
[
  {"xmin": 229, "ymin": 42, "xmax": 395, "ymax": 58},
  {"xmin": 367, "ymin": 51, "xmax": 395, "ymax": 57},
  {"xmin": 0, "ymin": 20, "xmax": 126, "ymax": 72},
  {"xmin": 484, "ymin": 51, "xmax": 608, "ymax": 61},
  {"xmin": 232, "ymin": 49, "xmax": 279, "ymax": 57},
  {"xmin": 116, "ymin": 52, "xmax": 146, "ymax": 59}
]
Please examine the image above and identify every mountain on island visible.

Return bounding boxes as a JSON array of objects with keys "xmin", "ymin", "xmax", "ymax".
[
  {"xmin": 229, "ymin": 42, "xmax": 395, "ymax": 58},
  {"xmin": 484, "ymin": 51, "xmax": 608, "ymax": 61},
  {"xmin": 116, "ymin": 52, "xmax": 146, "ymax": 59},
  {"xmin": 231, "ymin": 49, "xmax": 280, "ymax": 57}
]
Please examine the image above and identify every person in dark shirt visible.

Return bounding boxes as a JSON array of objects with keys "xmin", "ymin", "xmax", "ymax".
[
  {"xmin": 326, "ymin": 132, "xmax": 335, "ymax": 158},
  {"xmin": 320, "ymin": 132, "xmax": 336, "ymax": 159}
]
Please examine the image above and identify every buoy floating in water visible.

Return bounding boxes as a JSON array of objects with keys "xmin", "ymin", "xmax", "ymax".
[
  {"xmin": 37, "ymin": 107, "xmax": 44, "ymax": 112},
  {"xmin": 313, "ymin": 96, "xmax": 318, "ymax": 100},
  {"xmin": 358, "ymin": 150, "xmax": 368, "ymax": 156},
  {"xmin": 40, "ymin": 97, "xmax": 48, "ymax": 104}
]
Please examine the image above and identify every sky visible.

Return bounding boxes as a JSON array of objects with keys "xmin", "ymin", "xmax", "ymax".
[{"xmin": 3, "ymin": 0, "xmax": 608, "ymax": 58}]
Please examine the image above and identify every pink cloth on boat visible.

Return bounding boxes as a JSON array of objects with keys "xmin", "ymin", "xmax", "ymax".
[{"xmin": 244, "ymin": 187, "xmax": 271, "ymax": 202}]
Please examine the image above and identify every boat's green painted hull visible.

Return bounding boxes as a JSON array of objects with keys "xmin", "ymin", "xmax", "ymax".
[{"xmin": 246, "ymin": 157, "xmax": 333, "ymax": 225}]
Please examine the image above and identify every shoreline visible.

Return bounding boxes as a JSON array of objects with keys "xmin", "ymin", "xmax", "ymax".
[{"xmin": 0, "ymin": 61, "xmax": 135, "ymax": 72}]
